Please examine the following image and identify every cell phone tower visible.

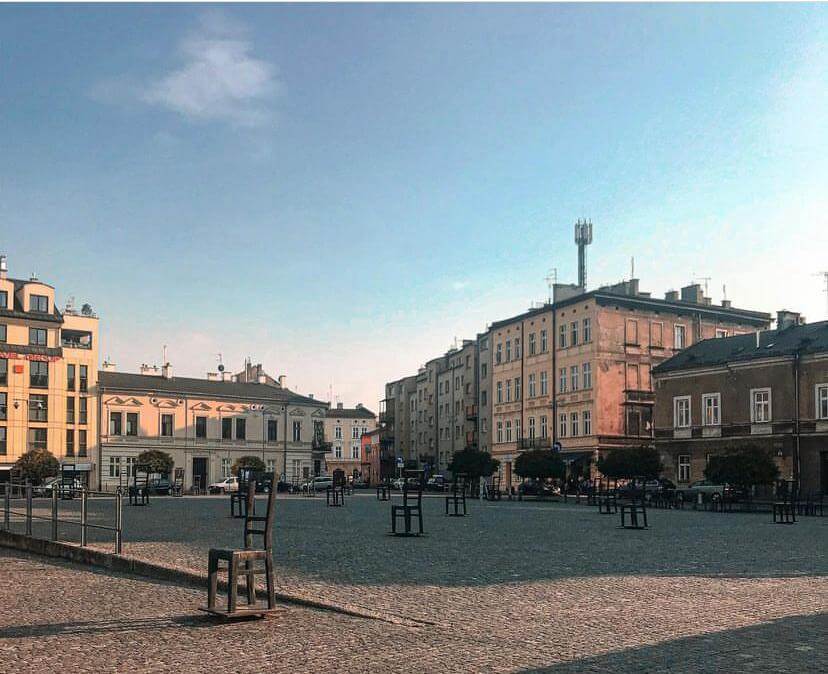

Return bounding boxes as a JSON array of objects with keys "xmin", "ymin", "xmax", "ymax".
[{"xmin": 574, "ymin": 219, "xmax": 593, "ymax": 289}]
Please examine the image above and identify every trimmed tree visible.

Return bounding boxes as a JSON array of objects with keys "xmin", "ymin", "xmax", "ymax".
[
  {"xmin": 15, "ymin": 449, "xmax": 60, "ymax": 485},
  {"xmin": 448, "ymin": 448, "xmax": 500, "ymax": 481},
  {"xmin": 704, "ymin": 445, "xmax": 779, "ymax": 490},
  {"xmin": 514, "ymin": 449, "xmax": 565, "ymax": 482},
  {"xmin": 597, "ymin": 446, "xmax": 663, "ymax": 480},
  {"xmin": 135, "ymin": 449, "xmax": 174, "ymax": 475},
  {"xmin": 231, "ymin": 455, "xmax": 267, "ymax": 476}
]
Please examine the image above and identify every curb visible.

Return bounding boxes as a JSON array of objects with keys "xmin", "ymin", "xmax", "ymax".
[{"xmin": 0, "ymin": 530, "xmax": 431, "ymax": 628}]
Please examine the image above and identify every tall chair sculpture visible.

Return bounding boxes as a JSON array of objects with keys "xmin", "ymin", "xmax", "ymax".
[
  {"xmin": 392, "ymin": 481, "xmax": 424, "ymax": 536},
  {"xmin": 445, "ymin": 474, "xmax": 468, "ymax": 516},
  {"xmin": 204, "ymin": 477, "xmax": 277, "ymax": 618},
  {"xmin": 327, "ymin": 469, "xmax": 346, "ymax": 507},
  {"xmin": 231, "ymin": 467, "xmax": 257, "ymax": 518},
  {"xmin": 128, "ymin": 464, "xmax": 151, "ymax": 506}
]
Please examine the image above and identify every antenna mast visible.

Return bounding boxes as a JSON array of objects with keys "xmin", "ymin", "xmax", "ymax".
[
  {"xmin": 574, "ymin": 219, "xmax": 593, "ymax": 290},
  {"xmin": 544, "ymin": 268, "xmax": 557, "ymax": 304}
]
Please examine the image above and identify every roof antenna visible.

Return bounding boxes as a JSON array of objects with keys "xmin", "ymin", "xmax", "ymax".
[
  {"xmin": 630, "ymin": 256, "xmax": 635, "ymax": 280},
  {"xmin": 162, "ymin": 344, "xmax": 167, "ymax": 365},
  {"xmin": 544, "ymin": 268, "xmax": 557, "ymax": 304}
]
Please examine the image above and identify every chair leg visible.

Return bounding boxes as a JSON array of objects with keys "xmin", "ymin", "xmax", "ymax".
[
  {"xmin": 245, "ymin": 560, "xmax": 255, "ymax": 606},
  {"xmin": 208, "ymin": 555, "xmax": 218, "ymax": 610},
  {"xmin": 391, "ymin": 507, "xmax": 396, "ymax": 534},
  {"xmin": 228, "ymin": 557, "xmax": 238, "ymax": 614},
  {"xmin": 265, "ymin": 555, "xmax": 275, "ymax": 609}
]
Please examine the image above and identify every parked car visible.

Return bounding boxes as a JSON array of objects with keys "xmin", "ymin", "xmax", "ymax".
[
  {"xmin": 255, "ymin": 472, "xmax": 275, "ymax": 493},
  {"xmin": 392, "ymin": 477, "xmax": 420, "ymax": 490},
  {"xmin": 351, "ymin": 477, "xmax": 369, "ymax": 489},
  {"xmin": 616, "ymin": 478, "xmax": 676, "ymax": 499},
  {"xmin": 208, "ymin": 476, "xmax": 239, "ymax": 494},
  {"xmin": 426, "ymin": 476, "xmax": 447, "ymax": 491},
  {"xmin": 148, "ymin": 476, "xmax": 171, "ymax": 495},
  {"xmin": 301, "ymin": 476, "xmax": 333, "ymax": 493},
  {"xmin": 517, "ymin": 479, "xmax": 558, "ymax": 497},
  {"xmin": 34, "ymin": 477, "xmax": 84, "ymax": 497},
  {"xmin": 675, "ymin": 480, "xmax": 742, "ymax": 502}
]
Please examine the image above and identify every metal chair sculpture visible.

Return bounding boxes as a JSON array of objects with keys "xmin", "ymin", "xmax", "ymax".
[
  {"xmin": 203, "ymin": 479, "xmax": 277, "ymax": 619},
  {"xmin": 597, "ymin": 479, "xmax": 617, "ymax": 514},
  {"xmin": 773, "ymin": 490, "xmax": 797, "ymax": 524},
  {"xmin": 327, "ymin": 469, "xmax": 346, "ymax": 507},
  {"xmin": 619, "ymin": 496, "xmax": 648, "ymax": 529},
  {"xmin": 171, "ymin": 468, "xmax": 185, "ymax": 497},
  {"xmin": 391, "ymin": 482, "xmax": 424, "ymax": 536},
  {"xmin": 231, "ymin": 468, "xmax": 257, "ymax": 518},
  {"xmin": 128, "ymin": 465, "xmax": 151, "ymax": 506},
  {"xmin": 485, "ymin": 475, "xmax": 502, "ymax": 501},
  {"xmin": 445, "ymin": 475, "xmax": 467, "ymax": 517},
  {"xmin": 376, "ymin": 480, "xmax": 390, "ymax": 501},
  {"xmin": 59, "ymin": 464, "xmax": 77, "ymax": 501}
]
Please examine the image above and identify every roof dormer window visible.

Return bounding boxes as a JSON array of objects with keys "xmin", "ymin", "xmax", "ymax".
[{"xmin": 30, "ymin": 294, "xmax": 48, "ymax": 313}]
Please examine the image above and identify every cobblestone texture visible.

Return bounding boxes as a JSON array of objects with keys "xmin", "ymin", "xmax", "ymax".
[{"xmin": 3, "ymin": 493, "xmax": 827, "ymax": 672}]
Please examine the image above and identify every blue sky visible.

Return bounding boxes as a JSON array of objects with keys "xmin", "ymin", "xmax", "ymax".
[{"xmin": 1, "ymin": 3, "xmax": 826, "ymax": 408}]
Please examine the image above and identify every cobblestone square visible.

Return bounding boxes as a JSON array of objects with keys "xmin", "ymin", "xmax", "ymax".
[{"xmin": 3, "ymin": 494, "xmax": 826, "ymax": 672}]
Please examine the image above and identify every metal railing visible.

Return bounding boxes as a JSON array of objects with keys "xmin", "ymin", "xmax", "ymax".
[{"xmin": 2, "ymin": 481, "xmax": 123, "ymax": 554}]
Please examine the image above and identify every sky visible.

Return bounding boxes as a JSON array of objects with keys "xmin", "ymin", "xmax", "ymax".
[{"xmin": 1, "ymin": 3, "xmax": 827, "ymax": 409}]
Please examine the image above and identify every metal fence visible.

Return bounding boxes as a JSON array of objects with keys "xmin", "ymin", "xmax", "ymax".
[{"xmin": 2, "ymin": 481, "xmax": 123, "ymax": 554}]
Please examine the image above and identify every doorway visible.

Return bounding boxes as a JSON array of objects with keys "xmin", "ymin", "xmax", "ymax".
[{"xmin": 192, "ymin": 457, "xmax": 208, "ymax": 492}]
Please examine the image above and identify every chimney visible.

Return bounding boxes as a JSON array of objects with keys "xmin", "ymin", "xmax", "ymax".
[
  {"xmin": 162, "ymin": 363, "xmax": 173, "ymax": 379},
  {"xmin": 308, "ymin": 394, "xmax": 314, "ymax": 399},
  {"xmin": 231, "ymin": 374, "xmax": 239, "ymax": 383},
  {"xmin": 721, "ymin": 299, "xmax": 732, "ymax": 308},
  {"xmin": 680, "ymin": 284, "xmax": 704, "ymax": 304},
  {"xmin": 665, "ymin": 290, "xmax": 679, "ymax": 302},
  {"xmin": 101, "ymin": 359, "xmax": 117, "ymax": 372},
  {"xmin": 221, "ymin": 371, "xmax": 231, "ymax": 382},
  {"xmin": 257, "ymin": 374, "xmax": 267, "ymax": 384},
  {"xmin": 337, "ymin": 402, "xmax": 344, "ymax": 410},
  {"xmin": 140, "ymin": 363, "xmax": 161, "ymax": 377},
  {"xmin": 776, "ymin": 310, "xmax": 803, "ymax": 330},
  {"xmin": 278, "ymin": 375, "xmax": 286, "ymax": 388},
  {"xmin": 206, "ymin": 372, "xmax": 219, "ymax": 381},
  {"xmin": 0, "ymin": 254, "xmax": 7, "ymax": 280},
  {"xmin": 356, "ymin": 403, "xmax": 363, "ymax": 409}
]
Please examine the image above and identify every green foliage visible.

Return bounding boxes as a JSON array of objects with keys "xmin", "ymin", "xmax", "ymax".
[
  {"xmin": 597, "ymin": 446, "xmax": 663, "ymax": 480},
  {"xmin": 135, "ymin": 450, "xmax": 174, "ymax": 475},
  {"xmin": 448, "ymin": 448, "xmax": 500, "ymax": 479},
  {"xmin": 232, "ymin": 455, "xmax": 267, "ymax": 476},
  {"xmin": 704, "ymin": 445, "xmax": 779, "ymax": 489},
  {"xmin": 513, "ymin": 449, "xmax": 565, "ymax": 481},
  {"xmin": 14, "ymin": 449, "xmax": 60, "ymax": 484}
]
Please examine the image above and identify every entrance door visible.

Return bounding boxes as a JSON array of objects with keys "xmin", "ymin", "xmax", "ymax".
[
  {"xmin": 192, "ymin": 457, "xmax": 208, "ymax": 492},
  {"xmin": 821, "ymin": 451, "xmax": 828, "ymax": 492}
]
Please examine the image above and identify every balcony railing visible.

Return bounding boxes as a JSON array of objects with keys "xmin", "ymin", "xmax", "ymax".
[
  {"xmin": 517, "ymin": 437, "xmax": 552, "ymax": 450},
  {"xmin": 465, "ymin": 404, "xmax": 478, "ymax": 420},
  {"xmin": 624, "ymin": 389, "xmax": 655, "ymax": 403}
]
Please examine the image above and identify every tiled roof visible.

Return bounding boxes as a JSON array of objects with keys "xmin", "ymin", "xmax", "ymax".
[
  {"xmin": 653, "ymin": 321, "xmax": 828, "ymax": 374},
  {"xmin": 98, "ymin": 370, "xmax": 324, "ymax": 406},
  {"xmin": 325, "ymin": 406, "xmax": 376, "ymax": 419}
]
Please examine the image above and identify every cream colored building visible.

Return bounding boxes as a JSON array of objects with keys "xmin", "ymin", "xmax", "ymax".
[
  {"xmin": 0, "ymin": 256, "xmax": 100, "ymax": 485},
  {"xmin": 323, "ymin": 403, "xmax": 377, "ymax": 477},
  {"xmin": 98, "ymin": 367, "xmax": 327, "ymax": 491}
]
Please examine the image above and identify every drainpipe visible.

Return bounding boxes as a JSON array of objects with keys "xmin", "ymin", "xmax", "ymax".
[
  {"xmin": 793, "ymin": 352, "xmax": 801, "ymax": 493},
  {"xmin": 282, "ymin": 403, "xmax": 288, "ymax": 481}
]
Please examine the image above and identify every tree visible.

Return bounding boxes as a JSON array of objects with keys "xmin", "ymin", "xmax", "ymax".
[
  {"xmin": 15, "ymin": 449, "xmax": 60, "ymax": 484},
  {"xmin": 448, "ymin": 448, "xmax": 500, "ymax": 480},
  {"xmin": 704, "ymin": 445, "xmax": 779, "ymax": 490},
  {"xmin": 135, "ymin": 449, "xmax": 174, "ymax": 475},
  {"xmin": 597, "ymin": 446, "xmax": 663, "ymax": 480},
  {"xmin": 513, "ymin": 449, "xmax": 565, "ymax": 481},
  {"xmin": 231, "ymin": 455, "xmax": 267, "ymax": 476}
]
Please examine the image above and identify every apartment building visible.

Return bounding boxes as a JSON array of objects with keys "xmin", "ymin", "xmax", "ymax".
[
  {"xmin": 0, "ymin": 256, "xmax": 100, "ymax": 486},
  {"xmin": 98, "ymin": 367, "xmax": 327, "ymax": 491},
  {"xmin": 324, "ymin": 402, "xmax": 377, "ymax": 477},
  {"xmin": 477, "ymin": 331, "xmax": 492, "ymax": 454},
  {"xmin": 490, "ymin": 280, "xmax": 771, "ymax": 486},
  {"xmin": 380, "ymin": 374, "xmax": 417, "ymax": 466},
  {"xmin": 436, "ymin": 340, "xmax": 478, "ymax": 471},
  {"xmin": 653, "ymin": 314, "xmax": 828, "ymax": 494}
]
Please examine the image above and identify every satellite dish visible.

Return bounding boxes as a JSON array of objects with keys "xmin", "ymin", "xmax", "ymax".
[{"xmin": 218, "ymin": 364, "xmax": 225, "ymax": 372}]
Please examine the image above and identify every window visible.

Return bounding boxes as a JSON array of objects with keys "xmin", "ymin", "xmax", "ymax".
[
  {"xmin": 109, "ymin": 456, "xmax": 121, "ymax": 478},
  {"xmin": 582, "ymin": 318, "xmax": 591, "ymax": 343},
  {"xmin": 0, "ymin": 359, "xmax": 6, "ymax": 386},
  {"xmin": 626, "ymin": 319, "xmax": 638, "ymax": 345},
  {"xmin": 222, "ymin": 418, "xmax": 232, "ymax": 440},
  {"xmin": 559, "ymin": 323, "xmax": 567, "ymax": 348},
  {"xmin": 570, "ymin": 412, "xmax": 579, "ymax": 437},
  {"xmin": 352, "ymin": 444, "xmax": 360, "ymax": 459},
  {"xmin": 335, "ymin": 426, "xmax": 342, "ymax": 440},
  {"xmin": 78, "ymin": 397, "xmax": 87, "ymax": 424},
  {"xmin": 267, "ymin": 419, "xmax": 278, "ymax": 442},
  {"xmin": 674, "ymin": 324, "xmax": 687, "ymax": 350},
  {"xmin": 79, "ymin": 365, "xmax": 88, "ymax": 392},
  {"xmin": 674, "ymin": 396, "xmax": 691, "ymax": 428},
  {"xmin": 109, "ymin": 411, "xmax": 122, "ymax": 436},
  {"xmin": 570, "ymin": 365, "xmax": 579, "ymax": 391},
  {"xmin": 61, "ymin": 330, "xmax": 92, "ymax": 349},
  {"xmin": 514, "ymin": 338, "xmax": 521, "ymax": 359},
  {"xmin": 716, "ymin": 329, "xmax": 728, "ymax": 338},
  {"xmin": 751, "ymin": 388, "xmax": 771, "ymax": 423},
  {"xmin": 505, "ymin": 340, "xmax": 511, "ymax": 362},
  {"xmin": 335, "ymin": 445, "xmax": 342, "ymax": 458},
  {"xmin": 30, "ymin": 294, "xmax": 49, "ymax": 312},
  {"xmin": 29, "ymin": 328, "xmax": 47, "ymax": 346},
  {"xmin": 514, "ymin": 377, "xmax": 521, "ymax": 400},
  {"xmin": 28, "ymin": 428, "xmax": 47, "ymax": 451},
  {"xmin": 540, "ymin": 371, "xmax": 548, "ymax": 396},
  {"xmin": 126, "ymin": 413, "xmax": 138, "ymax": 436},
  {"xmin": 505, "ymin": 420, "xmax": 512, "ymax": 442},
  {"xmin": 571, "ymin": 321, "xmax": 578, "ymax": 346},
  {"xmin": 67, "ymin": 364, "xmax": 76, "ymax": 390},
  {"xmin": 481, "ymin": 390, "xmax": 487, "ymax": 407},
  {"xmin": 541, "ymin": 329, "xmax": 548, "ymax": 352},
  {"xmin": 496, "ymin": 381, "xmax": 503, "ymax": 403},
  {"xmin": 582, "ymin": 362, "xmax": 592, "ymax": 389},
  {"xmin": 651, "ymin": 322, "xmax": 663, "ymax": 347},
  {"xmin": 0, "ymin": 325, "xmax": 5, "ymax": 342},
  {"xmin": 495, "ymin": 343, "xmax": 502, "ymax": 364},
  {"xmin": 496, "ymin": 421, "xmax": 503, "ymax": 443},
  {"xmin": 30, "ymin": 361, "xmax": 48, "ymax": 388},
  {"xmin": 66, "ymin": 429, "xmax": 74, "ymax": 456},
  {"xmin": 481, "ymin": 363, "xmax": 487, "ymax": 378},
  {"xmin": 817, "ymin": 384, "xmax": 828, "ymax": 420},
  {"xmin": 66, "ymin": 397, "xmax": 75, "ymax": 424},
  {"xmin": 352, "ymin": 425, "xmax": 360, "ymax": 439},
  {"xmin": 702, "ymin": 393, "xmax": 720, "ymax": 426},
  {"xmin": 161, "ymin": 414, "xmax": 174, "ymax": 437},
  {"xmin": 505, "ymin": 380, "xmax": 511, "ymax": 402},
  {"xmin": 529, "ymin": 333, "xmax": 536, "ymax": 356},
  {"xmin": 29, "ymin": 394, "xmax": 48, "ymax": 422},
  {"xmin": 528, "ymin": 374, "xmax": 536, "ymax": 398},
  {"xmin": 195, "ymin": 416, "xmax": 207, "ymax": 438},
  {"xmin": 559, "ymin": 368, "xmax": 567, "ymax": 393},
  {"xmin": 0, "ymin": 392, "xmax": 6, "ymax": 421},
  {"xmin": 292, "ymin": 421, "xmax": 301, "ymax": 441},
  {"xmin": 124, "ymin": 456, "xmax": 135, "ymax": 478},
  {"xmin": 267, "ymin": 459, "xmax": 276, "ymax": 474},
  {"xmin": 677, "ymin": 455, "xmax": 691, "ymax": 482},
  {"xmin": 540, "ymin": 415, "xmax": 548, "ymax": 438},
  {"xmin": 0, "ymin": 427, "xmax": 4, "ymax": 455},
  {"xmin": 627, "ymin": 364, "xmax": 640, "ymax": 390},
  {"xmin": 559, "ymin": 413, "xmax": 567, "ymax": 438},
  {"xmin": 221, "ymin": 458, "xmax": 231, "ymax": 477},
  {"xmin": 0, "ymin": 291, "xmax": 6, "ymax": 309},
  {"xmin": 528, "ymin": 417, "xmax": 536, "ymax": 439},
  {"xmin": 583, "ymin": 410, "xmax": 592, "ymax": 435},
  {"xmin": 515, "ymin": 418, "xmax": 521, "ymax": 440},
  {"xmin": 235, "ymin": 418, "xmax": 246, "ymax": 440}
]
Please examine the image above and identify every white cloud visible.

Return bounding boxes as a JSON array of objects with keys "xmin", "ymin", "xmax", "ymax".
[{"xmin": 451, "ymin": 280, "xmax": 470, "ymax": 291}]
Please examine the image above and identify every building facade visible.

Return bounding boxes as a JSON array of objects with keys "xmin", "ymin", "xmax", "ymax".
[
  {"xmin": 323, "ymin": 403, "xmax": 377, "ymax": 477},
  {"xmin": 98, "ymin": 368, "xmax": 327, "ymax": 491},
  {"xmin": 436, "ymin": 340, "xmax": 478, "ymax": 471},
  {"xmin": 0, "ymin": 257, "xmax": 100, "ymax": 486},
  {"xmin": 653, "ymin": 315, "xmax": 828, "ymax": 494}
]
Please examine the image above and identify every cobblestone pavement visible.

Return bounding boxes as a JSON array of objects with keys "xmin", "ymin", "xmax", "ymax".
[{"xmin": 4, "ymin": 494, "xmax": 827, "ymax": 672}]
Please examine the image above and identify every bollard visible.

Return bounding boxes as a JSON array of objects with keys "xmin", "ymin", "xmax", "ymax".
[
  {"xmin": 80, "ymin": 488, "xmax": 88, "ymax": 547},
  {"xmin": 115, "ymin": 488, "xmax": 123, "ymax": 554},
  {"xmin": 25, "ymin": 482, "xmax": 33, "ymax": 536},
  {"xmin": 52, "ymin": 487, "xmax": 59, "ymax": 540}
]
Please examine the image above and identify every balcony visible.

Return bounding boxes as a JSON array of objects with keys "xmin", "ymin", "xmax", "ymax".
[
  {"xmin": 465, "ymin": 404, "xmax": 478, "ymax": 420},
  {"xmin": 623, "ymin": 389, "xmax": 655, "ymax": 404},
  {"xmin": 518, "ymin": 437, "xmax": 552, "ymax": 450}
]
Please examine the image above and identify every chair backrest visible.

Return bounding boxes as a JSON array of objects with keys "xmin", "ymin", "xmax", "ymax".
[
  {"xmin": 238, "ymin": 467, "xmax": 257, "ymax": 494},
  {"xmin": 333, "ymin": 469, "xmax": 346, "ymax": 488},
  {"xmin": 243, "ymin": 476, "xmax": 276, "ymax": 552},
  {"xmin": 133, "ymin": 465, "xmax": 150, "ymax": 488},
  {"xmin": 403, "ymin": 482, "xmax": 422, "ymax": 506}
]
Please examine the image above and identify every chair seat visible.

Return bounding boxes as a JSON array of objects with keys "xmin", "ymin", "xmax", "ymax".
[{"xmin": 209, "ymin": 548, "xmax": 269, "ymax": 562}]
